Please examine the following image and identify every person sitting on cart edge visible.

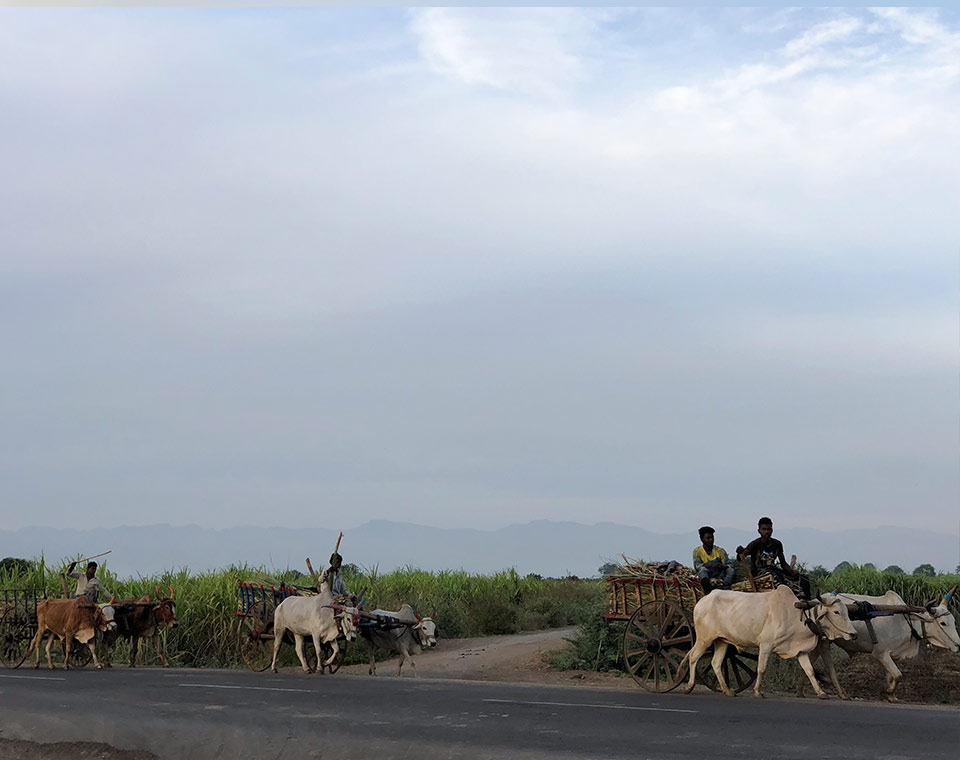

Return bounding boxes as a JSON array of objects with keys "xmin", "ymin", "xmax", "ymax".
[
  {"xmin": 321, "ymin": 552, "xmax": 352, "ymax": 600},
  {"xmin": 64, "ymin": 560, "xmax": 112, "ymax": 604},
  {"xmin": 736, "ymin": 517, "xmax": 811, "ymax": 599},
  {"xmin": 693, "ymin": 526, "xmax": 735, "ymax": 592}
]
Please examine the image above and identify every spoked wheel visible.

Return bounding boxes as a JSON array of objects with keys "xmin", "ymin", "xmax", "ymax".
[
  {"xmin": 237, "ymin": 600, "xmax": 276, "ymax": 672},
  {"xmin": 318, "ymin": 638, "xmax": 347, "ymax": 674},
  {"xmin": 623, "ymin": 600, "xmax": 694, "ymax": 692},
  {"xmin": 60, "ymin": 638, "xmax": 93, "ymax": 668},
  {"xmin": 1, "ymin": 609, "xmax": 34, "ymax": 669},
  {"xmin": 697, "ymin": 645, "xmax": 759, "ymax": 694}
]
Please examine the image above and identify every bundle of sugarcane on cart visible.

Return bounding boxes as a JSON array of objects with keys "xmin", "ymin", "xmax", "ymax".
[{"xmin": 602, "ymin": 552, "xmax": 929, "ymax": 695}]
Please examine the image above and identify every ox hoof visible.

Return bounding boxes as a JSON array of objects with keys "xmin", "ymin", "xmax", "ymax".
[
  {"xmin": 753, "ymin": 692, "xmax": 765, "ymax": 699},
  {"xmin": 816, "ymin": 692, "xmax": 829, "ymax": 700},
  {"xmin": 96, "ymin": 664, "xmax": 103, "ymax": 670},
  {"xmin": 682, "ymin": 684, "xmax": 695, "ymax": 695},
  {"xmin": 887, "ymin": 695, "xmax": 899, "ymax": 704}
]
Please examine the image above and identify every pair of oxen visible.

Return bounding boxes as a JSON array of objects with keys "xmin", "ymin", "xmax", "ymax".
[
  {"xmin": 683, "ymin": 584, "xmax": 959, "ymax": 701},
  {"xmin": 269, "ymin": 588, "xmax": 438, "ymax": 676},
  {"xmin": 28, "ymin": 589, "xmax": 178, "ymax": 670}
]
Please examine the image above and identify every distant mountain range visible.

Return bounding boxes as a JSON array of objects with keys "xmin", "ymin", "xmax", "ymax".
[{"xmin": 3, "ymin": 521, "xmax": 957, "ymax": 578}]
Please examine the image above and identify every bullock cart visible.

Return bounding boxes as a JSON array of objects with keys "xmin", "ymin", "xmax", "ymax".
[
  {"xmin": 1, "ymin": 588, "xmax": 45, "ymax": 668},
  {"xmin": 1, "ymin": 588, "xmax": 93, "ymax": 669},
  {"xmin": 604, "ymin": 564, "xmax": 760, "ymax": 694},
  {"xmin": 236, "ymin": 581, "xmax": 351, "ymax": 673}
]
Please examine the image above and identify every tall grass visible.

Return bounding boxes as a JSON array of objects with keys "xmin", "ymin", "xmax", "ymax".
[{"xmin": 1, "ymin": 558, "xmax": 600, "ymax": 668}]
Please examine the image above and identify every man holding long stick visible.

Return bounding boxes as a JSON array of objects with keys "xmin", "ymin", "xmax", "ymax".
[
  {"xmin": 319, "ymin": 532, "xmax": 354, "ymax": 601},
  {"xmin": 64, "ymin": 559, "xmax": 112, "ymax": 603}
]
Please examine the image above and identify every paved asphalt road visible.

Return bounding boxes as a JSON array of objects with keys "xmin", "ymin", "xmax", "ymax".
[{"xmin": 0, "ymin": 668, "xmax": 956, "ymax": 760}]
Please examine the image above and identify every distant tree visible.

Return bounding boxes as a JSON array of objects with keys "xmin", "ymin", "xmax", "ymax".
[
  {"xmin": 955, "ymin": 563, "xmax": 960, "ymax": 575},
  {"xmin": 598, "ymin": 562, "xmax": 619, "ymax": 577},
  {"xmin": 883, "ymin": 565, "xmax": 905, "ymax": 575},
  {"xmin": 0, "ymin": 557, "xmax": 32, "ymax": 577},
  {"xmin": 525, "ymin": 573, "xmax": 543, "ymax": 582},
  {"xmin": 340, "ymin": 563, "xmax": 361, "ymax": 577},
  {"xmin": 807, "ymin": 565, "xmax": 830, "ymax": 582},
  {"xmin": 912, "ymin": 563, "xmax": 936, "ymax": 578},
  {"xmin": 833, "ymin": 561, "xmax": 853, "ymax": 574},
  {"xmin": 862, "ymin": 562, "xmax": 876, "ymax": 571}
]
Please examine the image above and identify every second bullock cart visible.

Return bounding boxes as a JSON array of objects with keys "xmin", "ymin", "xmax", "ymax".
[
  {"xmin": 235, "ymin": 581, "xmax": 425, "ymax": 673},
  {"xmin": 604, "ymin": 564, "xmax": 763, "ymax": 693}
]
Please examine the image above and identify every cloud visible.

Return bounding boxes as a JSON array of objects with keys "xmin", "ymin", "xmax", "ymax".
[
  {"xmin": 1, "ymin": 8, "xmax": 958, "ymax": 536},
  {"xmin": 410, "ymin": 8, "xmax": 591, "ymax": 98}
]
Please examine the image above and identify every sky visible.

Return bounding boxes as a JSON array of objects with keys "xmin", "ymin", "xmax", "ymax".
[{"xmin": 1, "ymin": 6, "xmax": 958, "ymax": 538}]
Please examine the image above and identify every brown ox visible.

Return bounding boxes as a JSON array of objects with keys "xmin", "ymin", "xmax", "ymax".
[
  {"xmin": 102, "ymin": 593, "xmax": 178, "ymax": 667},
  {"xmin": 28, "ymin": 598, "xmax": 115, "ymax": 670}
]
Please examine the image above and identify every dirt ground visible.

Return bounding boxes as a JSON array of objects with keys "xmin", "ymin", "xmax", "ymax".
[
  {"xmin": 340, "ymin": 626, "xmax": 619, "ymax": 687},
  {"xmin": 343, "ymin": 627, "xmax": 960, "ymax": 704}
]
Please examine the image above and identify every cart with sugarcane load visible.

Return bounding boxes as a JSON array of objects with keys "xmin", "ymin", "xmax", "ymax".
[{"xmin": 603, "ymin": 558, "xmax": 763, "ymax": 694}]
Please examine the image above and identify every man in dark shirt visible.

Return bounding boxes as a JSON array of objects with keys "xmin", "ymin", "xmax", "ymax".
[{"xmin": 736, "ymin": 517, "xmax": 810, "ymax": 598}]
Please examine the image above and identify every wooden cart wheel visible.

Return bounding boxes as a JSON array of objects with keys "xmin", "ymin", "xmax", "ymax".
[
  {"xmin": 237, "ymin": 600, "xmax": 276, "ymax": 672},
  {"xmin": 696, "ymin": 646, "xmax": 758, "ymax": 694},
  {"xmin": 623, "ymin": 600, "xmax": 694, "ymax": 692},
  {"xmin": 318, "ymin": 638, "xmax": 347, "ymax": 674},
  {"xmin": 61, "ymin": 638, "xmax": 93, "ymax": 668},
  {"xmin": 1, "ymin": 608, "xmax": 34, "ymax": 669}
]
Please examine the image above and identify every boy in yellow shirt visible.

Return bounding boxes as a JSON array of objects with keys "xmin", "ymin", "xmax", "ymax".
[{"xmin": 693, "ymin": 526, "xmax": 734, "ymax": 591}]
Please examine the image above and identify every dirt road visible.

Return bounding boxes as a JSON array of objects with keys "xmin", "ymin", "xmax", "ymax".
[{"xmin": 340, "ymin": 626, "xmax": 623, "ymax": 687}]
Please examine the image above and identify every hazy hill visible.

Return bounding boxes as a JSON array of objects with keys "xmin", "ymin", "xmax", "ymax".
[{"xmin": 3, "ymin": 521, "xmax": 957, "ymax": 577}]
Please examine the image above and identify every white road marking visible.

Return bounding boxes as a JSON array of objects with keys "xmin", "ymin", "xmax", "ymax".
[
  {"xmin": 0, "ymin": 674, "xmax": 67, "ymax": 682},
  {"xmin": 179, "ymin": 683, "xmax": 315, "ymax": 694},
  {"xmin": 482, "ymin": 698, "xmax": 697, "ymax": 714}
]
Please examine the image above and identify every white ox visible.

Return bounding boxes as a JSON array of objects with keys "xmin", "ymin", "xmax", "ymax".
[
  {"xmin": 683, "ymin": 585, "xmax": 858, "ymax": 698},
  {"xmin": 270, "ymin": 591, "xmax": 359, "ymax": 674},
  {"xmin": 799, "ymin": 587, "xmax": 960, "ymax": 702},
  {"xmin": 362, "ymin": 604, "xmax": 438, "ymax": 677}
]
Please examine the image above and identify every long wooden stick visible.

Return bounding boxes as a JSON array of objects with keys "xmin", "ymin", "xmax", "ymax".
[
  {"xmin": 78, "ymin": 551, "xmax": 112, "ymax": 564},
  {"xmin": 738, "ymin": 551, "xmax": 757, "ymax": 592},
  {"xmin": 334, "ymin": 532, "xmax": 343, "ymax": 554},
  {"xmin": 305, "ymin": 558, "xmax": 321, "ymax": 589}
]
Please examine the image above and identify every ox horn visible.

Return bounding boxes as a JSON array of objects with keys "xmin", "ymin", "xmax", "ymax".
[
  {"xmin": 169, "ymin": 585, "xmax": 175, "ymax": 599},
  {"xmin": 414, "ymin": 610, "xmax": 422, "ymax": 621},
  {"xmin": 155, "ymin": 586, "xmax": 160, "ymax": 599},
  {"xmin": 942, "ymin": 585, "xmax": 956, "ymax": 605},
  {"xmin": 794, "ymin": 600, "xmax": 820, "ymax": 610},
  {"xmin": 431, "ymin": 606, "xmax": 437, "ymax": 619}
]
